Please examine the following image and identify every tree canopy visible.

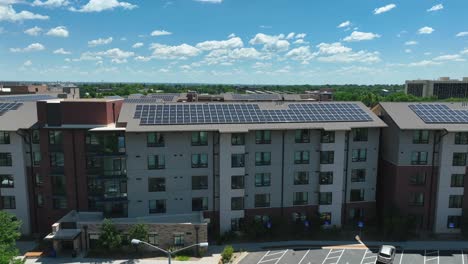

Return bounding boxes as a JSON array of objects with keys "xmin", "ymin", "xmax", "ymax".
[{"xmin": 0, "ymin": 211, "xmax": 23, "ymax": 264}]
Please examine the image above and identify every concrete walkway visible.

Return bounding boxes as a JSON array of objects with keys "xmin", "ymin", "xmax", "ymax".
[{"xmin": 25, "ymin": 254, "xmax": 221, "ymax": 264}]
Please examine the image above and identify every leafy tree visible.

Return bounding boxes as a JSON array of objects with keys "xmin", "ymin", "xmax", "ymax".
[
  {"xmin": 98, "ymin": 219, "xmax": 122, "ymax": 251},
  {"xmin": 0, "ymin": 211, "xmax": 23, "ymax": 264},
  {"xmin": 221, "ymin": 245, "xmax": 234, "ymax": 263},
  {"xmin": 128, "ymin": 223, "xmax": 149, "ymax": 243}
]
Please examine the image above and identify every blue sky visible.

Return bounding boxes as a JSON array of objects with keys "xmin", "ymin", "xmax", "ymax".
[{"xmin": 0, "ymin": 0, "xmax": 467, "ymax": 84}]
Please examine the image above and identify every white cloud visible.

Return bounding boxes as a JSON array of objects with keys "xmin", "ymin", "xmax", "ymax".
[
  {"xmin": 132, "ymin": 42, "xmax": 144, "ymax": 48},
  {"xmin": 286, "ymin": 32, "xmax": 295, "ymax": 39},
  {"xmin": 427, "ymin": 4, "xmax": 443, "ymax": 12},
  {"xmin": 10, "ymin": 43, "xmax": 45, "ymax": 52},
  {"xmin": 418, "ymin": 27, "xmax": 434, "ymax": 34},
  {"xmin": 203, "ymin": 48, "xmax": 262, "ymax": 65},
  {"xmin": 24, "ymin": 26, "xmax": 42, "ymax": 36},
  {"xmin": 88, "ymin": 37, "xmax": 113, "ymax": 47},
  {"xmin": 456, "ymin": 32, "xmax": 468, "ymax": 37},
  {"xmin": 316, "ymin": 42, "xmax": 352, "ymax": 54},
  {"xmin": 433, "ymin": 54, "xmax": 465, "ymax": 62},
  {"xmin": 343, "ymin": 31, "xmax": 381, "ymax": 42},
  {"xmin": 405, "ymin": 41, "xmax": 418, "ymax": 46},
  {"xmin": 134, "ymin": 56, "xmax": 151, "ymax": 62},
  {"xmin": 337, "ymin": 21, "xmax": 351, "ymax": 28},
  {"xmin": 249, "ymin": 33, "xmax": 290, "ymax": 51},
  {"xmin": 23, "ymin": 60, "xmax": 32, "ymax": 66},
  {"xmin": 32, "ymin": 0, "xmax": 69, "ymax": 7},
  {"xmin": 405, "ymin": 49, "xmax": 412, "ymax": 53},
  {"xmin": 150, "ymin": 43, "xmax": 201, "ymax": 59},
  {"xmin": 194, "ymin": 0, "xmax": 222, "ymax": 3},
  {"xmin": 462, "ymin": 49, "xmax": 468, "ymax": 55},
  {"xmin": 295, "ymin": 33, "xmax": 306, "ymax": 39},
  {"xmin": 46, "ymin": 26, "xmax": 69, "ymax": 37},
  {"xmin": 317, "ymin": 50, "xmax": 380, "ymax": 63},
  {"xmin": 228, "ymin": 33, "xmax": 236, "ymax": 38},
  {"xmin": 70, "ymin": 0, "xmax": 137, "ymax": 12},
  {"xmin": 374, "ymin": 4, "xmax": 396, "ymax": 15},
  {"xmin": 151, "ymin": 30, "xmax": 172, "ymax": 37},
  {"xmin": 0, "ymin": 5, "xmax": 49, "ymax": 22},
  {"xmin": 285, "ymin": 46, "xmax": 314, "ymax": 62},
  {"xmin": 53, "ymin": 48, "xmax": 71, "ymax": 55},
  {"xmin": 294, "ymin": 39, "xmax": 307, "ymax": 44},
  {"xmin": 196, "ymin": 37, "xmax": 243, "ymax": 51},
  {"xmin": 76, "ymin": 48, "xmax": 134, "ymax": 63},
  {"xmin": 408, "ymin": 60, "xmax": 441, "ymax": 67}
]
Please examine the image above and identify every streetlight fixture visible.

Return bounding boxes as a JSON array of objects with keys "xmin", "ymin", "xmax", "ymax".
[{"xmin": 131, "ymin": 239, "xmax": 209, "ymax": 264}]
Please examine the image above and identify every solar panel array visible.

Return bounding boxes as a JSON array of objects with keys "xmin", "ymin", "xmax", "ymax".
[
  {"xmin": 230, "ymin": 94, "xmax": 282, "ymax": 101},
  {"xmin": 409, "ymin": 104, "xmax": 468, "ymax": 123},
  {"xmin": 127, "ymin": 93, "xmax": 179, "ymax": 102},
  {"xmin": 0, "ymin": 102, "xmax": 23, "ymax": 116},
  {"xmin": 0, "ymin": 94, "xmax": 57, "ymax": 102},
  {"xmin": 125, "ymin": 98, "xmax": 164, "ymax": 104},
  {"xmin": 133, "ymin": 103, "xmax": 372, "ymax": 125}
]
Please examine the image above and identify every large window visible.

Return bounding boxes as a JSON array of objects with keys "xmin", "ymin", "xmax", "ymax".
[
  {"xmin": 0, "ymin": 132, "xmax": 10, "ymax": 144},
  {"xmin": 352, "ymin": 128, "xmax": 368, "ymax": 142},
  {"xmin": 48, "ymin": 130, "xmax": 63, "ymax": 145},
  {"xmin": 149, "ymin": 199, "xmax": 166, "ymax": 214},
  {"xmin": 231, "ymin": 218, "xmax": 244, "ymax": 232},
  {"xmin": 35, "ymin": 173, "xmax": 43, "ymax": 186},
  {"xmin": 36, "ymin": 194, "xmax": 44, "ymax": 208},
  {"xmin": 411, "ymin": 151, "xmax": 428, "ymax": 165},
  {"xmin": 174, "ymin": 234, "xmax": 184, "ymax": 246},
  {"xmin": 455, "ymin": 132, "xmax": 468, "ymax": 145},
  {"xmin": 231, "ymin": 197, "xmax": 244, "ymax": 210},
  {"xmin": 231, "ymin": 154, "xmax": 245, "ymax": 168},
  {"xmin": 447, "ymin": 216, "xmax": 461, "ymax": 229},
  {"xmin": 192, "ymin": 154, "xmax": 208, "ymax": 168},
  {"xmin": 409, "ymin": 172, "xmax": 426, "ymax": 185},
  {"xmin": 350, "ymin": 189, "xmax": 365, "ymax": 202},
  {"xmin": 192, "ymin": 175, "xmax": 208, "ymax": 190},
  {"xmin": 148, "ymin": 178, "xmax": 165, "ymax": 192},
  {"xmin": 351, "ymin": 169, "xmax": 365, "ymax": 182},
  {"xmin": 254, "ymin": 194, "xmax": 270, "ymax": 208},
  {"xmin": 148, "ymin": 234, "xmax": 159, "ymax": 245},
  {"xmin": 49, "ymin": 152, "xmax": 64, "ymax": 167},
  {"xmin": 408, "ymin": 192, "xmax": 424, "ymax": 206},
  {"xmin": 449, "ymin": 195, "xmax": 463, "ymax": 208},
  {"xmin": 320, "ymin": 151, "xmax": 334, "ymax": 164},
  {"xmin": 319, "ymin": 192, "xmax": 332, "ymax": 205},
  {"xmin": 352, "ymin": 149, "xmax": 367, "ymax": 162},
  {"xmin": 191, "ymin": 132, "xmax": 208, "ymax": 146},
  {"xmin": 231, "ymin": 133, "xmax": 245, "ymax": 146},
  {"xmin": 413, "ymin": 130, "xmax": 429, "ymax": 144},
  {"xmin": 294, "ymin": 171, "xmax": 309, "ymax": 185},
  {"xmin": 255, "ymin": 152, "xmax": 271, "ymax": 166},
  {"xmin": 51, "ymin": 175, "xmax": 66, "ymax": 195},
  {"xmin": 147, "ymin": 132, "xmax": 165, "ymax": 147},
  {"xmin": 0, "ymin": 175, "xmax": 14, "ymax": 188},
  {"xmin": 1, "ymin": 196, "xmax": 15, "ymax": 209},
  {"xmin": 52, "ymin": 197, "xmax": 67, "ymax": 209},
  {"xmin": 255, "ymin": 130, "xmax": 271, "ymax": 144},
  {"xmin": 0, "ymin": 153, "xmax": 12, "ymax": 167},
  {"xmin": 294, "ymin": 151, "xmax": 310, "ymax": 164},
  {"xmin": 321, "ymin": 131, "xmax": 335, "ymax": 143},
  {"xmin": 148, "ymin": 155, "xmax": 165, "ymax": 169},
  {"xmin": 295, "ymin": 130, "xmax": 310, "ymax": 143},
  {"xmin": 231, "ymin": 175, "xmax": 244, "ymax": 189},
  {"xmin": 319, "ymin": 171, "xmax": 333, "ymax": 185},
  {"xmin": 192, "ymin": 197, "xmax": 208, "ymax": 211},
  {"xmin": 452, "ymin": 153, "xmax": 467, "ymax": 166},
  {"xmin": 255, "ymin": 173, "xmax": 271, "ymax": 187},
  {"xmin": 32, "ymin": 130, "xmax": 40, "ymax": 144},
  {"xmin": 33, "ymin": 152, "xmax": 41, "ymax": 166},
  {"xmin": 293, "ymin": 192, "xmax": 308, "ymax": 205},
  {"xmin": 451, "ymin": 174, "xmax": 464, "ymax": 187}
]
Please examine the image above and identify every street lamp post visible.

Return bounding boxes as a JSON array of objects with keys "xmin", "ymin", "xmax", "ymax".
[{"xmin": 131, "ymin": 239, "xmax": 209, "ymax": 264}]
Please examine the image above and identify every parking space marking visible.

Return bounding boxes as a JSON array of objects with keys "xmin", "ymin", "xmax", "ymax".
[
  {"xmin": 424, "ymin": 250, "xmax": 439, "ymax": 264},
  {"xmin": 463, "ymin": 250, "xmax": 465, "ymax": 264},
  {"xmin": 399, "ymin": 249, "xmax": 405, "ymax": 264},
  {"xmin": 321, "ymin": 249, "xmax": 344, "ymax": 264},
  {"xmin": 298, "ymin": 249, "xmax": 310, "ymax": 264},
  {"xmin": 360, "ymin": 249, "xmax": 377, "ymax": 264},
  {"xmin": 257, "ymin": 250, "xmax": 288, "ymax": 264}
]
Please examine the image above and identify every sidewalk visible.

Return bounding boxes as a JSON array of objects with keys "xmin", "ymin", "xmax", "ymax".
[{"xmin": 25, "ymin": 254, "xmax": 221, "ymax": 264}]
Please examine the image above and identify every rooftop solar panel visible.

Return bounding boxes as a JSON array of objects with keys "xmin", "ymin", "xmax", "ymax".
[
  {"xmin": 125, "ymin": 98, "xmax": 164, "ymax": 103},
  {"xmin": 133, "ymin": 103, "xmax": 372, "ymax": 125},
  {"xmin": 0, "ymin": 102, "xmax": 23, "ymax": 116},
  {"xmin": 0, "ymin": 94, "xmax": 57, "ymax": 102},
  {"xmin": 409, "ymin": 104, "xmax": 468, "ymax": 124},
  {"xmin": 231, "ymin": 94, "xmax": 282, "ymax": 101}
]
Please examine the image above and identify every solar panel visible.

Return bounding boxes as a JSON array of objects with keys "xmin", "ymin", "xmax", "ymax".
[
  {"xmin": 0, "ymin": 102, "xmax": 23, "ymax": 116},
  {"xmin": 133, "ymin": 103, "xmax": 372, "ymax": 125},
  {"xmin": 231, "ymin": 94, "xmax": 282, "ymax": 101},
  {"xmin": 125, "ymin": 98, "xmax": 164, "ymax": 104},
  {"xmin": 409, "ymin": 104, "xmax": 468, "ymax": 123},
  {"xmin": 0, "ymin": 94, "xmax": 57, "ymax": 102}
]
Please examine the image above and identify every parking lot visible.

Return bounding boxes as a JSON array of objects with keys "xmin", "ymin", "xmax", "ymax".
[{"xmin": 239, "ymin": 247, "xmax": 467, "ymax": 264}]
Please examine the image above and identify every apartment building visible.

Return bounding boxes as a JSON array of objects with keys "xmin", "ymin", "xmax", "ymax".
[
  {"xmin": 118, "ymin": 101, "xmax": 385, "ymax": 233},
  {"xmin": 406, "ymin": 77, "xmax": 468, "ymax": 99},
  {"xmin": 374, "ymin": 102, "xmax": 468, "ymax": 234}
]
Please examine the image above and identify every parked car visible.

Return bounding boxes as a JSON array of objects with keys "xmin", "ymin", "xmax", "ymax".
[{"xmin": 377, "ymin": 245, "xmax": 396, "ymax": 263}]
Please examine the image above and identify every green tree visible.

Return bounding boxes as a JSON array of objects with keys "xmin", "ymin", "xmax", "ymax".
[
  {"xmin": 98, "ymin": 219, "xmax": 122, "ymax": 251},
  {"xmin": 128, "ymin": 223, "xmax": 149, "ymax": 243},
  {"xmin": 0, "ymin": 211, "xmax": 23, "ymax": 264}
]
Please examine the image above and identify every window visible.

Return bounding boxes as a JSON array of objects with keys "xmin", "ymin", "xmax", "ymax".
[
  {"xmin": 148, "ymin": 155, "xmax": 165, "ymax": 169},
  {"xmin": 148, "ymin": 234, "xmax": 159, "ymax": 245},
  {"xmin": 319, "ymin": 172, "xmax": 333, "ymax": 185},
  {"xmin": 149, "ymin": 199, "xmax": 166, "ymax": 214},
  {"xmin": 52, "ymin": 197, "xmax": 67, "ymax": 209},
  {"xmin": 451, "ymin": 174, "xmax": 464, "ymax": 187},
  {"xmin": 254, "ymin": 215, "xmax": 270, "ymax": 224},
  {"xmin": 295, "ymin": 130, "xmax": 310, "ymax": 143},
  {"xmin": 35, "ymin": 173, "xmax": 43, "ymax": 186},
  {"xmin": 411, "ymin": 151, "xmax": 428, "ymax": 165},
  {"xmin": 409, "ymin": 172, "xmax": 426, "ymax": 185},
  {"xmin": 353, "ymin": 128, "xmax": 368, "ymax": 142},
  {"xmin": 293, "ymin": 192, "xmax": 308, "ymax": 205},
  {"xmin": 192, "ymin": 197, "xmax": 208, "ymax": 211},
  {"xmin": 174, "ymin": 234, "xmax": 184, "ymax": 246},
  {"xmin": 255, "ymin": 130, "xmax": 271, "ymax": 144},
  {"xmin": 349, "ymin": 208, "xmax": 364, "ymax": 221},
  {"xmin": 0, "ymin": 175, "xmax": 14, "ymax": 188},
  {"xmin": 231, "ymin": 197, "xmax": 244, "ymax": 210},
  {"xmin": 49, "ymin": 152, "xmax": 64, "ymax": 167},
  {"xmin": 319, "ymin": 192, "xmax": 332, "ymax": 205},
  {"xmin": 255, "ymin": 173, "xmax": 271, "ymax": 187},
  {"xmin": 0, "ymin": 153, "xmax": 12, "ymax": 167},
  {"xmin": 32, "ymin": 130, "xmax": 40, "ymax": 144},
  {"xmin": 447, "ymin": 216, "xmax": 461, "ymax": 229},
  {"xmin": 413, "ymin": 130, "xmax": 429, "ymax": 144},
  {"xmin": 351, "ymin": 169, "xmax": 366, "ymax": 182},
  {"xmin": 321, "ymin": 131, "xmax": 335, "ymax": 143},
  {"xmin": 1, "ymin": 196, "xmax": 15, "ymax": 209},
  {"xmin": 231, "ymin": 154, "xmax": 245, "ymax": 168},
  {"xmin": 192, "ymin": 176, "xmax": 208, "ymax": 190},
  {"xmin": 294, "ymin": 171, "xmax": 309, "ymax": 185},
  {"xmin": 320, "ymin": 212, "xmax": 332, "ymax": 225},
  {"xmin": 191, "ymin": 132, "xmax": 208, "ymax": 146},
  {"xmin": 48, "ymin": 130, "xmax": 63, "ymax": 145},
  {"xmin": 320, "ymin": 151, "xmax": 334, "ymax": 164},
  {"xmin": 148, "ymin": 178, "xmax": 165, "ymax": 192},
  {"xmin": 452, "ymin": 153, "xmax": 467, "ymax": 166},
  {"xmin": 255, "ymin": 152, "xmax": 271, "ymax": 166},
  {"xmin": 231, "ymin": 218, "xmax": 244, "ymax": 231},
  {"xmin": 255, "ymin": 194, "xmax": 270, "ymax": 208},
  {"xmin": 449, "ymin": 195, "xmax": 463, "ymax": 208},
  {"xmin": 147, "ymin": 132, "xmax": 164, "ymax": 147},
  {"xmin": 36, "ymin": 194, "xmax": 44, "ymax": 208},
  {"xmin": 231, "ymin": 133, "xmax": 245, "ymax": 145},
  {"xmin": 408, "ymin": 192, "xmax": 424, "ymax": 206},
  {"xmin": 455, "ymin": 132, "xmax": 468, "ymax": 145},
  {"xmin": 231, "ymin": 175, "xmax": 244, "ymax": 189},
  {"xmin": 192, "ymin": 154, "xmax": 208, "ymax": 168},
  {"xmin": 0, "ymin": 132, "xmax": 10, "ymax": 144},
  {"xmin": 292, "ymin": 212, "xmax": 307, "ymax": 222},
  {"xmin": 350, "ymin": 189, "xmax": 365, "ymax": 202},
  {"xmin": 294, "ymin": 151, "xmax": 310, "ymax": 164},
  {"xmin": 352, "ymin": 149, "xmax": 367, "ymax": 162},
  {"xmin": 51, "ymin": 175, "xmax": 66, "ymax": 195},
  {"xmin": 33, "ymin": 152, "xmax": 41, "ymax": 166}
]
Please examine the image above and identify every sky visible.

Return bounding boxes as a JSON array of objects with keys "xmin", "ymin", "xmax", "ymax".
[{"xmin": 0, "ymin": 0, "xmax": 467, "ymax": 85}]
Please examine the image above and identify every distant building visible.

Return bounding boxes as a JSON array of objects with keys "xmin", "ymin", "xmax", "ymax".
[
  {"xmin": 406, "ymin": 77, "xmax": 468, "ymax": 99},
  {"xmin": 0, "ymin": 82, "xmax": 80, "ymax": 99}
]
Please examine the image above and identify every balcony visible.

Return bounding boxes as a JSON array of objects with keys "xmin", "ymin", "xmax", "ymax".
[{"xmin": 87, "ymin": 168, "xmax": 127, "ymax": 178}]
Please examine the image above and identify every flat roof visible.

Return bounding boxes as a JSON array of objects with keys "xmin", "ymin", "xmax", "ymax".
[
  {"xmin": 0, "ymin": 102, "xmax": 37, "ymax": 131},
  {"xmin": 45, "ymin": 229, "xmax": 81, "ymax": 241}
]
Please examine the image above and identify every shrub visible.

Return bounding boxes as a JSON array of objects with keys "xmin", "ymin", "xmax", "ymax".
[
  {"xmin": 221, "ymin": 245, "xmax": 234, "ymax": 263},
  {"xmin": 97, "ymin": 219, "xmax": 122, "ymax": 251}
]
